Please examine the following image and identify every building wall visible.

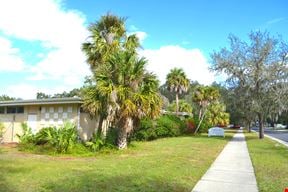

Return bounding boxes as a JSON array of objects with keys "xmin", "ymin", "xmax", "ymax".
[
  {"xmin": 78, "ymin": 113, "xmax": 99, "ymax": 141},
  {"xmin": 0, "ymin": 104, "xmax": 81, "ymax": 143},
  {"xmin": 0, "ymin": 113, "xmax": 26, "ymax": 142}
]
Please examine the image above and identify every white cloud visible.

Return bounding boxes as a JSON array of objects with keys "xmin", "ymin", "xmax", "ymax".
[
  {"xmin": 0, "ymin": 37, "xmax": 25, "ymax": 71},
  {"xmin": 139, "ymin": 45, "xmax": 215, "ymax": 85},
  {"xmin": 0, "ymin": 0, "xmax": 90, "ymax": 87}
]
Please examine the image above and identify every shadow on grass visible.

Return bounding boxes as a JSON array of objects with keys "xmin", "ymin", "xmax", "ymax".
[
  {"xmin": 0, "ymin": 162, "xmax": 33, "ymax": 192},
  {"xmin": 41, "ymin": 171, "xmax": 188, "ymax": 192}
]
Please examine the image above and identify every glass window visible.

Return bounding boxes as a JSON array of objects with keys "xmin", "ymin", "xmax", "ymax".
[
  {"xmin": 7, "ymin": 106, "xmax": 16, "ymax": 114},
  {"xmin": 0, "ymin": 107, "xmax": 5, "ymax": 114},
  {"xmin": 17, "ymin": 107, "xmax": 24, "ymax": 113},
  {"xmin": 7, "ymin": 106, "xmax": 24, "ymax": 114}
]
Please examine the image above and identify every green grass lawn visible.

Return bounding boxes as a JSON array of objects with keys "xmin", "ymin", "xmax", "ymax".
[
  {"xmin": 245, "ymin": 132, "xmax": 288, "ymax": 192},
  {"xmin": 0, "ymin": 131, "xmax": 235, "ymax": 192}
]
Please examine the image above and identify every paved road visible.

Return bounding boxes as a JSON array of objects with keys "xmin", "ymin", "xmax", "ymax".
[{"xmin": 252, "ymin": 128, "xmax": 288, "ymax": 142}]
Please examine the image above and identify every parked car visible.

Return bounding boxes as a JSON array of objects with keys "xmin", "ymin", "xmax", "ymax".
[{"xmin": 232, "ymin": 124, "xmax": 241, "ymax": 129}]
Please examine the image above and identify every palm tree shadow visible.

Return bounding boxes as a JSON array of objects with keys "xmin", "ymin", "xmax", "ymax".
[{"xmin": 42, "ymin": 172, "xmax": 188, "ymax": 192}]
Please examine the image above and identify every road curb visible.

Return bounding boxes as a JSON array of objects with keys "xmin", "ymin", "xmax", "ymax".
[{"xmin": 251, "ymin": 130, "xmax": 288, "ymax": 148}]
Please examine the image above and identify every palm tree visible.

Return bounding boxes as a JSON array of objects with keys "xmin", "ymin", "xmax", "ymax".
[
  {"xmin": 205, "ymin": 102, "xmax": 230, "ymax": 127},
  {"xmin": 82, "ymin": 13, "xmax": 126, "ymax": 70},
  {"xmin": 82, "ymin": 13, "xmax": 142, "ymax": 137},
  {"xmin": 166, "ymin": 68, "xmax": 189, "ymax": 115},
  {"xmin": 193, "ymin": 86, "xmax": 220, "ymax": 134},
  {"xmin": 94, "ymin": 50, "xmax": 162, "ymax": 149},
  {"xmin": 81, "ymin": 13, "xmax": 162, "ymax": 149}
]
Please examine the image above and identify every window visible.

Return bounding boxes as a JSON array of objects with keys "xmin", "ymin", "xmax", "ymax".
[
  {"xmin": 45, "ymin": 113, "xmax": 50, "ymax": 119},
  {"xmin": 0, "ymin": 107, "xmax": 5, "ymax": 114},
  {"xmin": 67, "ymin": 106, "xmax": 73, "ymax": 113},
  {"xmin": 49, "ymin": 107, "xmax": 54, "ymax": 113},
  {"xmin": 53, "ymin": 113, "xmax": 58, "ymax": 119},
  {"xmin": 62, "ymin": 112, "xmax": 68, "ymax": 119},
  {"xmin": 58, "ymin": 106, "xmax": 63, "ymax": 113},
  {"xmin": 6, "ymin": 106, "xmax": 24, "ymax": 114}
]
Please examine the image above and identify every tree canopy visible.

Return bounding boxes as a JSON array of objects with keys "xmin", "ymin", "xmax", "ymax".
[
  {"xmin": 81, "ymin": 13, "xmax": 162, "ymax": 149},
  {"xmin": 166, "ymin": 68, "xmax": 190, "ymax": 115},
  {"xmin": 211, "ymin": 31, "xmax": 288, "ymax": 138}
]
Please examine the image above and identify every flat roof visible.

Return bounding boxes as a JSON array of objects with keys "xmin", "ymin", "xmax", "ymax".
[{"xmin": 0, "ymin": 97, "xmax": 83, "ymax": 106}]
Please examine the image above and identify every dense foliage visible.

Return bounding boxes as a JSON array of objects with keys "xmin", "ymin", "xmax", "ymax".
[
  {"xmin": 132, "ymin": 115, "xmax": 186, "ymax": 141},
  {"xmin": 18, "ymin": 123, "xmax": 78, "ymax": 153},
  {"xmin": 211, "ymin": 31, "xmax": 288, "ymax": 137},
  {"xmin": 81, "ymin": 13, "xmax": 162, "ymax": 149}
]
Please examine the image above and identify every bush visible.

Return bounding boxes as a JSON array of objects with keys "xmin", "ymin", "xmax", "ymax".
[
  {"xmin": 105, "ymin": 127, "xmax": 118, "ymax": 147},
  {"xmin": 133, "ymin": 115, "xmax": 186, "ymax": 141},
  {"xmin": 185, "ymin": 118, "xmax": 196, "ymax": 133},
  {"xmin": 133, "ymin": 118, "xmax": 157, "ymax": 141},
  {"xmin": 47, "ymin": 122, "xmax": 78, "ymax": 153},
  {"xmin": 85, "ymin": 132, "xmax": 105, "ymax": 152},
  {"xmin": 193, "ymin": 115, "xmax": 212, "ymax": 133},
  {"xmin": 22, "ymin": 122, "xmax": 78, "ymax": 153},
  {"xmin": 17, "ymin": 123, "xmax": 35, "ymax": 144},
  {"xmin": 34, "ymin": 127, "xmax": 57, "ymax": 145}
]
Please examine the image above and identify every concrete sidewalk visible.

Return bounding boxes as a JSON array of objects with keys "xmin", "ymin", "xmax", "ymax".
[{"xmin": 192, "ymin": 130, "xmax": 258, "ymax": 192}]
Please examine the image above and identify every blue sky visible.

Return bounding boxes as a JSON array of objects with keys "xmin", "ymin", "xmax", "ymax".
[{"xmin": 0, "ymin": 0, "xmax": 287, "ymax": 99}]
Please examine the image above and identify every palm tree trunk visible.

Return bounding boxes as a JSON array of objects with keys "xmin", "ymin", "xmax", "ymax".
[
  {"xmin": 117, "ymin": 117, "xmax": 133, "ymax": 149},
  {"xmin": 176, "ymin": 93, "xmax": 179, "ymax": 116},
  {"xmin": 194, "ymin": 108, "xmax": 207, "ymax": 134}
]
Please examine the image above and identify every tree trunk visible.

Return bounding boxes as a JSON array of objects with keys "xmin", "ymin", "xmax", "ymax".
[
  {"xmin": 175, "ymin": 93, "xmax": 179, "ymax": 116},
  {"xmin": 258, "ymin": 113, "xmax": 264, "ymax": 139},
  {"xmin": 117, "ymin": 128, "xmax": 127, "ymax": 149},
  {"xmin": 194, "ymin": 109, "xmax": 207, "ymax": 134},
  {"xmin": 117, "ymin": 117, "xmax": 133, "ymax": 149},
  {"xmin": 248, "ymin": 121, "xmax": 251, "ymax": 132}
]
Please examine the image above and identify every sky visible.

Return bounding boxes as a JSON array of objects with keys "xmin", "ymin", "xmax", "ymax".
[{"xmin": 0, "ymin": 0, "xmax": 287, "ymax": 99}]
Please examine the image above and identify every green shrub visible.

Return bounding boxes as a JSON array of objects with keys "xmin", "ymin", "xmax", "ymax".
[
  {"xmin": 52, "ymin": 122, "xmax": 78, "ymax": 153},
  {"xmin": 17, "ymin": 123, "xmax": 35, "ymax": 144},
  {"xmin": 156, "ymin": 115, "xmax": 183, "ymax": 137},
  {"xmin": 185, "ymin": 118, "xmax": 196, "ymax": 133},
  {"xmin": 133, "ymin": 115, "xmax": 186, "ymax": 141},
  {"xmin": 193, "ymin": 115, "xmax": 212, "ymax": 133},
  {"xmin": 85, "ymin": 132, "xmax": 105, "ymax": 152},
  {"xmin": 132, "ymin": 118, "xmax": 157, "ymax": 141},
  {"xmin": 33, "ymin": 122, "xmax": 78, "ymax": 153},
  {"xmin": 34, "ymin": 127, "xmax": 57, "ymax": 145},
  {"xmin": 105, "ymin": 127, "xmax": 118, "ymax": 147}
]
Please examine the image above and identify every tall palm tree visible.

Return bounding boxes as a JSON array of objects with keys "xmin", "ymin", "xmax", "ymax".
[
  {"xmin": 81, "ymin": 13, "xmax": 162, "ymax": 149},
  {"xmin": 166, "ymin": 68, "xmax": 189, "ymax": 115},
  {"xmin": 193, "ymin": 86, "xmax": 220, "ymax": 134},
  {"xmin": 95, "ymin": 50, "xmax": 162, "ymax": 149},
  {"xmin": 82, "ymin": 13, "xmax": 126, "ymax": 70},
  {"xmin": 82, "ymin": 13, "xmax": 142, "ymax": 138}
]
